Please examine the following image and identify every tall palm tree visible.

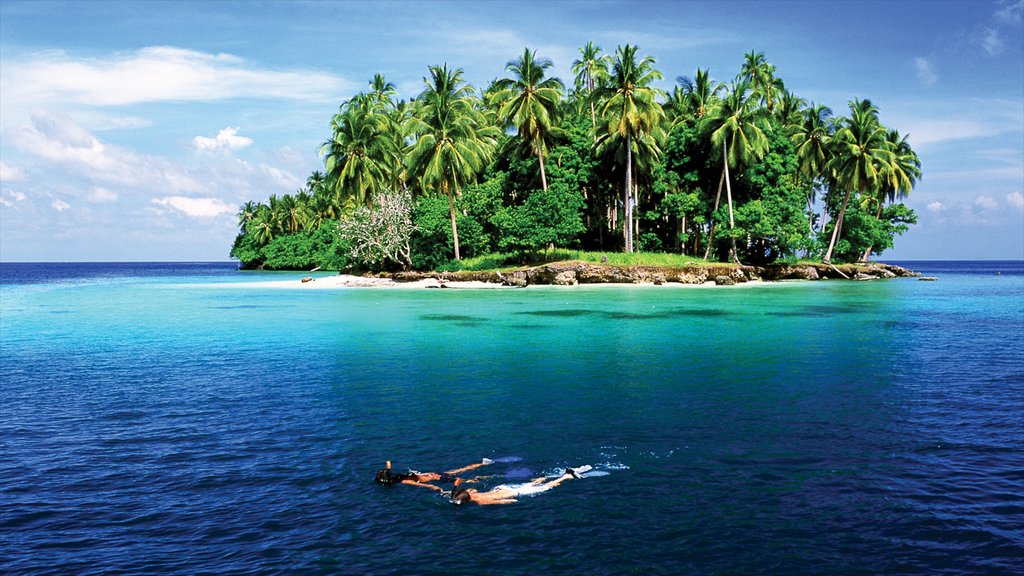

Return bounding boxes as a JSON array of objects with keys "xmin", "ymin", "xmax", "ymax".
[
  {"xmin": 704, "ymin": 79, "xmax": 770, "ymax": 263},
  {"xmin": 368, "ymin": 73, "xmax": 398, "ymax": 112},
  {"xmin": 740, "ymin": 50, "xmax": 781, "ymax": 112},
  {"xmin": 859, "ymin": 128, "xmax": 920, "ymax": 261},
  {"xmin": 597, "ymin": 44, "xmax": 665, "ymax": 253},
  {"xmin": 823, "ymin": 98, "xmax": 893, "ymax": 263},
  {"xmin": 790, "ymin": 103, "xmax": 834, "ymax": 245},
  {"xmin": 407, "ymin": 64, "xmax": 498, "ymax": 260},
  {"xmin": 571, "ymin": 41, "xmax": 609, "ymax": 134},
  {"xmin": 491, "ymin": 48, "xmax": 565, "ymax": 191},
  {"xmin": 320, "ymin": 98, "xmax": 402, "ymax": 210}
]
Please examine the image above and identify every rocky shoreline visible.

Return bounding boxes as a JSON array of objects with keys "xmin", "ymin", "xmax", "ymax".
[{"xmin": 372, "ymin": 261, "xmax": 920, "ymax": 287}]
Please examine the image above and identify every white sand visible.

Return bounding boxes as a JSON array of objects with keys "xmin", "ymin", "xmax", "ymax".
[{"xmin": 230, "ymin": 274, "xmax": 506, "ymax": 290}]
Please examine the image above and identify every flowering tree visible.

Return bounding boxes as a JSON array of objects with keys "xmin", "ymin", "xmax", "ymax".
[{"xmin": 337, "ymin": 188, "xmax": 416, "ymax": 270}]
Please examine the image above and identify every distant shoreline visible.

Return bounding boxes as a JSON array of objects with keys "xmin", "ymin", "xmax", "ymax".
[{"xmin": 255, "ymin": 261, "xmax": 920, "ymax": 289}]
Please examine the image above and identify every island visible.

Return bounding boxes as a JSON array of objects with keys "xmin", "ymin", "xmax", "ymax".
[{"xmin": 231, "ymin": 46, "xmax": 921, "ymax": 277}]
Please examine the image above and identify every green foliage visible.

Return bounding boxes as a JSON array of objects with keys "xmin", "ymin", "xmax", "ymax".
[
  {"xmin": 259, "ymin": 224, "xmax": 349, "ymax": 271},
  {"xmin": 410, "ymin": 196, "xmax": 490, "ymax": 270},
  {"xmin": 825, "ymin": 202, "xmax": 917, "ymax": 262},
  {"xmin": 493, "ymin": 184, "xmax": 585, "ymax": 257},
  {"xmin": 231, "ymin": 54, "xmax": 922, "ymax": 270},
  {"xmin": 727, "ymin": 123, "xmax": 811, "ymax": 264}
]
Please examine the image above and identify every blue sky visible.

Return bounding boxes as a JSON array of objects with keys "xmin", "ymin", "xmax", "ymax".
[{"xmin": 1, "ymin": 0, "xmax": 1021, "ymax": 261}]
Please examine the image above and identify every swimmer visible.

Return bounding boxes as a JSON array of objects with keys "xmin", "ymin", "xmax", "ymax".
[
  {"xmin": 374, "ymin": 458, "xmax": 494, "ymax": 491},
  {"xmin": 449, "ymin": 466, "xmax": 592, "ymax": 505}
]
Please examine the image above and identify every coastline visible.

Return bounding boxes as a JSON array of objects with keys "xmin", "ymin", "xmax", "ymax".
[{"xmin": 250, "ymin": 261, "xmax": 919, "ymax": 289}]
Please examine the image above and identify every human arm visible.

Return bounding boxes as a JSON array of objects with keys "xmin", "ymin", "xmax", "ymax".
[
  {"xmin": 444, "ymin": 458, "xmax": 494, "ymax": 475},
  {"xmin": 399, "ymin": 480, "xmax": 444, "ymax": 492}
]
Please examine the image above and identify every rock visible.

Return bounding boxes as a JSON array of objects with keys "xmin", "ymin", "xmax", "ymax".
[
  {"xmin": 715, "ymin": 275, "xmax": 735, "ymax": 286},
  {"xmin": 919, "ymin": 276, "xmax": 938, "ymax": 281},
  {"xmin": 301, "ymin": 276, "xmax": 314, "ymax": 283},
  {"xmin": 729, "ymin": 268, "xmax": 748, "ymax": 283},
  {"xmin": 854, "ymin": 272, "xmax": 875, "ymax": 281},
  {"xmin": 553, "ymin": 270, "xmax": 578, "ymax": 286}
]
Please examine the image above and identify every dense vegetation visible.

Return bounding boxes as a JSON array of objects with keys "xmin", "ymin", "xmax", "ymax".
[{"xmin": 231, "ymin": 46, "xmax": 920, "ymax": 271}]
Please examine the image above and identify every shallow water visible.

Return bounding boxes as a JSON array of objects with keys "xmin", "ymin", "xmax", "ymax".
[{"xmin": 2, "ymin": 261, "xmax": 1022, "ymax": 574}]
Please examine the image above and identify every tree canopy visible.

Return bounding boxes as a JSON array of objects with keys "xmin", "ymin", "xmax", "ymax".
[{"xmin": 231, "ymin": 46, "xmax": 921, "ymax": 272}]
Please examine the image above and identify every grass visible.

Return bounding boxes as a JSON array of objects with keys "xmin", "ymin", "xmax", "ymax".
[{"xmin": 454, "ymin": 250, "xmax": 734, "ymax": 272}]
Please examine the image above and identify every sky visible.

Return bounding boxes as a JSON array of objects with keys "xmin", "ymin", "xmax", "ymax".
[{"xmin": 1, "ymin": 0, "xmax": 1021, "ymax": 262}]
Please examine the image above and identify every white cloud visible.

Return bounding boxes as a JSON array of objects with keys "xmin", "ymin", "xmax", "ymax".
[
  {"xmin": 1008, "ymin": 192, "xmax": 1024, "ymax": 209},
  {"xmin": 52, "ymin": 199, "xmax": 71, "ymax": 212},
  {"xmin": 14, "ymin": 109, "xmax": 205, "ymax": 192},
  {"xmin": 88, "ymin": 187, "xmax": 118, "ymax": 203},
  {"xmin": 927, "ymin": 201, "xmax": 946, "ymax": 213},
  {"xmin": 1, "ymin": 46, "xmax": 352, "ymax": 108},
  {"xmin": 1, "ymin": 189, "xmax": 28, "ymax": 208},
  {"xmin": 151, "ymin": 196, "xmax": 234, "ymax": 218},
  {"xmin": 0, "ymin": 161, "xmax": 25, "ymax": 182},
  {"xmin": 261, "ymin": 164, "xmax": 302, "ymax": 190},
  {"xmin": 979, "ymin": 26, "xmax": 1005, "ymax": 55},
  {"xmin": 994, "ymin": 0, "xmax": 1023, "ymax": 26},
  {"xmin": 914, "ymin": 57, "xmax": 937, "ymax": 86},
  {"xmin": 974, "ymin": 195, "xmax": 999, "ymax": 210},
  {"xmin": 194, "ymin": 127, "xmax": 253, "ymax": 152}
]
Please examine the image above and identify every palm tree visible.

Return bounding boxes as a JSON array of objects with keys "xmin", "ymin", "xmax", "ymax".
[
  {"xmin": 320, "ymin": 98, "xmax": 402, "ymax": 210},
  {"xmin": 859, "ymin": 128, "xmax": 920, "ymax": 261},
  {"xmin": 571, "ymin": 41, "xmax": 609, "ymax": 134},
  {"xmin": 407, "ymin": 64, "xmax": 498, "ymax": 260},
  {"xmin": 237, "ymin": 200, "xmax": 260, "ymax": 231},
  {"xmin": 251, "ymin": 204, "xmax": 275, "ymax": 245},
  {"xmin": 790, "ymin": 103, "xmax": 834, "ymax": 246},
  {"xmin": 740, "ymin": 50, "xmax": 781, "ymax": 112},
  {"xmin": 368, "ymin": 73, "xmax": 398, "ymax": 112},
  {"xmin": 704, "ymin": 79, "xmax": 770, "ymax": 263},
  {"xmin": 597, "ymin": 44, "xmax": 665, "ymax": 253},
  {"xmin": 823, "ymin": 98, "xmax": 893, "ymax": 263},
  {"xmin": 491, "ymin": 48, "xmax": 565, "ymax": 191}
]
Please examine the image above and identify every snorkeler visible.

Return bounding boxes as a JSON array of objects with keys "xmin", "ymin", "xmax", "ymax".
[
  {"xmin": 449, "ymin": 466, "xmax": 592, "ymax": 506},
  {"xmin": 374, "ymin": 459, "xmax": 494, "ymax": 491}
]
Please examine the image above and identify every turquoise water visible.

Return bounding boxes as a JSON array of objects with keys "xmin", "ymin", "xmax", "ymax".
[{"xmin": 2, "ymin": 262, "xmax": 1022, "ymax": 574}]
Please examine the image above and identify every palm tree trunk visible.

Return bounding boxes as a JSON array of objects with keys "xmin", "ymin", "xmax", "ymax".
[
  {"xmin": 446, "ymin": 180, "xmax": 461, "ymax": 260},
  {"xmin": 703, "ymin": 165, "xmax": 727, "ymax": 260},
  {"xmin": 823, "ymin": 187, "xmax": 853, "ymax": 263},
  {"xmin": 632, "ymin": 164, "xmax": 640, "ymax": 247},
  {"xmin": 805, "ymin": 192, "xmax": 815, "ymax": 259},
  {"xmin": 625, "ymin": 136, "xmax": 634, "ymax": 253},
  {"xmin": 723, "ymin": 141, "xmax": 739, "ymax": 264},
  {"xmin": 537, "ymin": 143, "xmax": 548, "ymax": 191}
]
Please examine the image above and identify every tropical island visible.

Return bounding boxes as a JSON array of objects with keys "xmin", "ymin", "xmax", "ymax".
[{"xmin": 230, "ymin": 45, "xmax": 921, "ymax": 282}]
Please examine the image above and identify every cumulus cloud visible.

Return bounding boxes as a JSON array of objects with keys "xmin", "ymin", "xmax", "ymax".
[
  {"xmin": 52, "ymin": 199, "xmax": 71, "ymax": 212},
  {"xmin": 1008, "ymin": 192, "xmax": 1024, "ymax": 209},
  {"xmin": 194, "ymin": 127, "xmax": 253, "ymax": 152},
  {"xmin": 152, "ymin": 196, "xmax": 234, "ymax": 218},
  {"xmin": 1, "ymin": 46, "xmax": 351, "ymax": 108},
  {"xmin": 0, "ymin": 161, "xmax": 25, "ymax": 182},
  {"xmin": 974, "ymin": 195, "xmax": 999, "ymax": 210},
  {"xmin": 927, "ymin": 201, "xmax": 947, "ymax": 213},
  {"xmin": 15, "ymin": 109, "xmax": 205, "ymax": 192}
]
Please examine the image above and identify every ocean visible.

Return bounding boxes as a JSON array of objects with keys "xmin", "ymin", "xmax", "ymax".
[{"xmin": 1, "ymin": 261, "xmax": 1022, "ymax": 574}]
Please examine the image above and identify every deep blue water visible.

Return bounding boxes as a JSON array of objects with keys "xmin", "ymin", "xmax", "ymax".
[{"xmin": 1, "ymin": 261, "xmax": 1022, "ymax": 575}]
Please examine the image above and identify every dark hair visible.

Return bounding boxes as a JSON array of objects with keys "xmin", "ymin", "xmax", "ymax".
[
  {"xmin": 450, "ymin": 488, "xmax": 471, "ymax": 505},
  {"xmin": 375, "ymin": 468, "xmax": 394, "ymax": 484}
]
